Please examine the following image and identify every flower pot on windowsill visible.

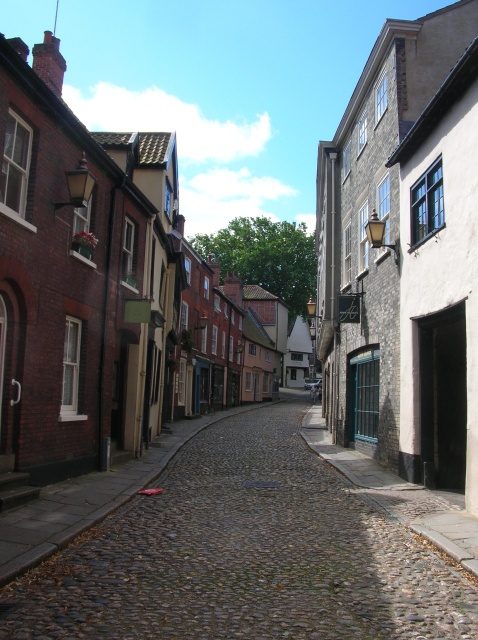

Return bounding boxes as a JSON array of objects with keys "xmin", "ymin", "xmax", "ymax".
[
  {"xmin": 123, "ymin": 274, "xmax": 137, "ymax": 288},
  {"xmin": 72, "ymin": 242, "xmax": 93, "ymax": 260}
]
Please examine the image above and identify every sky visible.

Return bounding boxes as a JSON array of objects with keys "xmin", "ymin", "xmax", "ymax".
[{"xmin": 2, "ymin": 0, "xmax": 459, "ymax": 238}]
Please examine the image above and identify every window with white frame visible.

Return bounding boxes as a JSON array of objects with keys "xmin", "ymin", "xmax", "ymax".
[
  {"xmin": 184, "ymin": 257, "xmax": 191, "ymax": 285},
  {"xmin": 237, "ymin": 341, "xmax": 242, "ymax": 364},
  {"xmin": 204, "ymin": 277, "xmax": 210, "ymax": 300},
  {"xmin": 224, "ymin": 304, "xmax": 228, "ymax": 318},
  {"xmin": 263, "ymin": 372, "xmax": 270, "ymax": 394},
  {"xmin": 1, "ymin": 110, "xmax": 32, "ymax": 219},
  {"xmin": 378, "ymin": 174, "xmax": 391, "ymax": 247},
  {"xmin": 342, "ymin": 139, "xmax": 351, "ymax": 181},
  {"xmin": 221, "ymin": 331, "xmax": 226, "ymax": 358},
  {"xmin": 178, "ymin": 360, "xmax": 186, "ymax": 405},
  {"xmin": 180, "ymin": 301, "xmax": 188, "ymax": 332},
  {"xmin": 265, "ymin": 350, "xmax": 271, "ymax": 362},
  {"xmin": 122, "ymin": 219, "xmax": 135, "ymax": 280},
  {"xmin": 231, "ymin": 309, "xmax": 235, "ymax": 325},
  {"xmin": 212, "ymin": 325, "xmax": 218, "ymax": 355},
  {"xmin": 214, "ymin": 294, "xmax": 221, "ymax": 313},
  {"xmin": 245, "ymin": 372, "xmax": 252, "ymax": 392},
  {"xmin": 375, "ymin": 73, "xmax": 388, "ymax": 123},
  {"xmin": 249, "ymin": 343, "xmax": 256, "ymax": 356},
  {"xmin": 359, "ymin": 201, "xmax": 370, "ymax": 272},
  {"xmin": 62, "ymin": 317, "xmax": 82, "ymax": 415},
  {"xmin": 201, "ymin": 326, "xmax": 207, "ymax": 353},
  {"xmin": 229, "ymin": 336, "xmax": 234, "ymax": 362},
  {"xmin": 73, "ymin": 200, "xmax": 92, "ymax": 235},
  {"xmin": 343, "ymin": 223, "xmax": 352, "ymax": 285},
  {"xmin": 357, "ymin": 110, "xmax": 367, "ymax": 155},
  {"xmin": 291, "ymin": 353, "xmax": 303, "ymax": 361},
  {"xmin": 239, "ymin": 316, "xmax": 242, "ymax": 331}
]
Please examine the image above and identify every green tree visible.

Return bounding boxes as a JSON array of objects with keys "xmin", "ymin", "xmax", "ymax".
[{"xmin": 190, "ymin": 216, "xmax": 316, "ymax": 319}]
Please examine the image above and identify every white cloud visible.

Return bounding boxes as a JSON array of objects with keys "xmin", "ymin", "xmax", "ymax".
[
  {"xmin": 295, "ymin": 213, "xmax": 316, "ymax": 235},
  {"xmin": 62, "ymin": 82, "xmax": 300, "ymax": 237},
  {"xmin": 180, "ymin": 168, "xmax": 297, "ymax": 237},
  {"xmin": 63, "ymin": 82, "xmax": 272, "ymax": 164}
]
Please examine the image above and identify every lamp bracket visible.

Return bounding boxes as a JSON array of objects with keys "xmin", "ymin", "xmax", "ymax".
[
  {"xmin": 53, "ymin": 198, "xmax": 88, "ymax": 212},
  {"xmin": 382, "ymin": 243, "xmax": 400, "ymax": 263}
]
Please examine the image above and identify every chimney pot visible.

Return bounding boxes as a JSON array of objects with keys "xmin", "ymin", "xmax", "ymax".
[{"xmin": 32, "ymin": 30, "xmax": 67, "ymax": 98}]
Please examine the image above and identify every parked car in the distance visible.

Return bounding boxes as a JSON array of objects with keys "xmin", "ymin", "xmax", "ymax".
[{"xmin": 304, "ymin": 378, "xmax": 322, "ymax": 390}]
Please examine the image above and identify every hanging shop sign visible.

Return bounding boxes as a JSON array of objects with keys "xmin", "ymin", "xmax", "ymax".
[
  {"xmin": 338, "ymin": 295, "xmax": 361, "ymax": 324},
  {"xmin": 124, "ymin": 300, "xmax": 151, "ymax": 324}
]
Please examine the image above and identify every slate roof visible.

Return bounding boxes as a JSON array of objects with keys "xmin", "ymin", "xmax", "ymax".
[{"xmin": 90, "ymin": 131, "xmax": 174, "ymax": 167}]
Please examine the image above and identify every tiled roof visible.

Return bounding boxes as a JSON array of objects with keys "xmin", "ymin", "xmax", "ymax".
[
  {"xmin": 242, "ymin": 285, "xmax": 278, "ymax": 300},
  {"xmin": 90, "ymin": 132, "xmax": 135, "ymax": 146},
  {"xmin": 91, "ymin": 131, "xmax": 173, "ymax": 166},
  {"xmin": 138, "ymin": 132, "xmax": 172, "ymax": 166}
]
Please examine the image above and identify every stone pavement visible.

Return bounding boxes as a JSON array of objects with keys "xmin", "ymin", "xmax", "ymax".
[
  {"xmin": 1, "ymin": 391, "xmax": 478, "ymax": 589},
  {"xmin": 302, "ymin": 403, "xmax": 478, "ymax": 580}
]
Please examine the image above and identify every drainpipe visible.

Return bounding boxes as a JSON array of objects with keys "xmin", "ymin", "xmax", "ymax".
[
  {"xmin": 99, "ymin": 184, "xmax": 120, "ymax": 471},
  {"xmin": 328, "ymin": 152, "xmax": 338, "ymax": 443},
  {"xmin": 135, "ymin": 214, "xmax": 154, "ymax": 457}
]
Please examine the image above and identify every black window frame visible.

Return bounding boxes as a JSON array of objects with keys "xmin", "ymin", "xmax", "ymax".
[{"xmin": 410, "ymin": 156, "xmax": 445, "ymax": 248}]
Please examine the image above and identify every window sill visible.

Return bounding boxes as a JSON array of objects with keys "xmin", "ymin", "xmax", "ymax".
[
  {"xmin": 356, "ymin": 268, "xmax": 369, "ymax": 281},
  {"xmin": 70, "ymin": 250, "xmax": 97, "ymax": 268},
  {"xmin": 121, "ymin": 280, "xmax": 139, "ymax": 294},
  {"xmin": 374, "ymin": 106, "xmax": 388, "ymax": 129},
  {"xmin": 357, "ymin": 142, "xmax": 367, "ymax": 159},
  {"xmin": 409, "ymin": 224, "xmax": 446, "ymax": 252},
  {"xmin": 355, "ymin": 435, "xmax": 378, "ymax": 444},
  {"xmin": 374, "ymin": 248, "xmax": 390, "ymax": 265},
  {"xmin": 58, "ymin": 413, "xmax": 88, "ymax": 422},
  {"xmin": 0, "ymin": 205, "xmax": 37, "ymax": 233}
]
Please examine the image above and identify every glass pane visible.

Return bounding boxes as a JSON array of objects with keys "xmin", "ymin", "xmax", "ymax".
[
  {"xmin": 65, "ymin": 321, "xmax": 78, "ymax": 363},
  {"xmin": 13, "ymin": 122, "xmax": 30, "ymax": 169},
  {"xmin": 124, "ymin": 223, "xmax": 133, "ymax": 251},
  {"xmin": 5, "ymin": 164, "xmax": 22, "ymax": 212},
  {"xmin": 0, "ymin": 161, "xmax": 7, "ymax": 204},
  {"xmin": 4, "ymin": 115, "xmax": 15, "ymax": 159},
  {"xmin": 62, "ymin": 364, "xmax": 74, "ymax": 405},
  {"xmin": 430, "ymin": 184, "xmax": 444, "ymax": 229}
]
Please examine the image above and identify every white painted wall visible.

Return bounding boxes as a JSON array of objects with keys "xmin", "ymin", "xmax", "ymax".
[
  {"xmin": 284, "ymin": 317, "xmax": 313, "ymax": 388},
  {"xmin": 399, "ymin": 78, "xmax": 478, "ymax": 514}
]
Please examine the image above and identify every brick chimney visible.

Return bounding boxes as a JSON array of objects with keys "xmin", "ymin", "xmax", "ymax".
[
  {"xmin": 207, "ymin": 255, "xmax": 221, "ymax": 287},
  {"xmin": 175, "ymin": 214, "xmax": 186, "ymax": 236},
  {"xmin": 32, "ymin": 31, "xmax": 66, "ymax": 98},
  {"xmin": 224, "ymin": 272, "xmax": 243, "ymax": 308},
  {"xmin": 6, "ymin": 37, "xmax": 30, "ymax": 62}
]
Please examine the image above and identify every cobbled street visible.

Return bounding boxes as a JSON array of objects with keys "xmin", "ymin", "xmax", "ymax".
[{"xmin": 1, "ymin": 394, "xmax": 478, "ymax": 639}]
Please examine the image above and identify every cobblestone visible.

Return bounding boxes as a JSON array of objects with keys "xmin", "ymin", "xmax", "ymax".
[{"xmin": 1, "ymin": 395, "xmax": 478, "ymax": 638}]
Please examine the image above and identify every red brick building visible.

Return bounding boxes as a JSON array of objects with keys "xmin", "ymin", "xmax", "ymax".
[
  {"xmin": 0, "ymin": 32, "xmax": 156, "ymax": 484},
  {"xmin": 172, "ymin": 217, "xmax": 243, "ymax": 417}
]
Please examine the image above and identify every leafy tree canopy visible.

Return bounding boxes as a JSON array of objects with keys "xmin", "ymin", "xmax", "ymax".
[{"xmin": 189, "ymin": 216, "xmax": 316, "ymax": 319}]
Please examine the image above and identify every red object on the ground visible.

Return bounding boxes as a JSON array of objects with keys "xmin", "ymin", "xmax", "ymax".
[{"xmin": 137, "ymin": 488, "xmax": 163, "ymax": 495}]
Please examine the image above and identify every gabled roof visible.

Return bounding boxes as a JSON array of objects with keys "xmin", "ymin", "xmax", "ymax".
[{"xmin": 91, "ymin": 131, "xmax": 175, "ymax": 168}]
